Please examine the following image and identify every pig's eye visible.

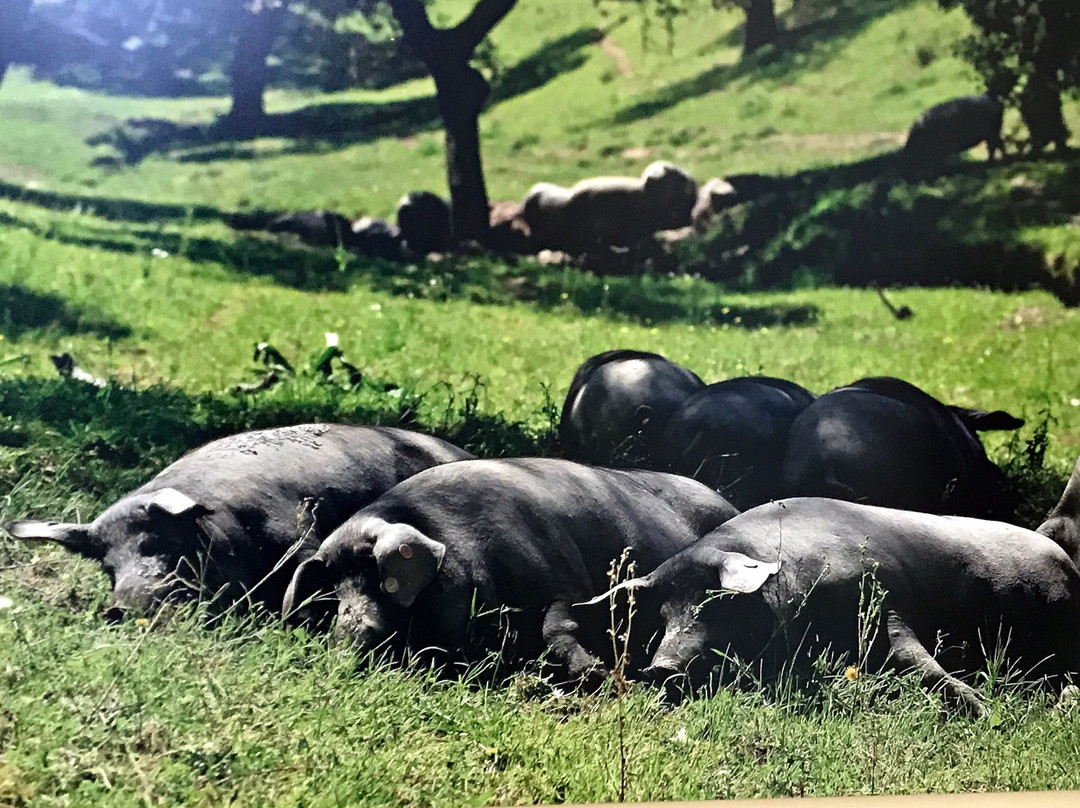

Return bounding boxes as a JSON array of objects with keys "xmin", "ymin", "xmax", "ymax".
[{"xmin": 137, "ymin": 532, "xmax": 175, "ymax": 555}]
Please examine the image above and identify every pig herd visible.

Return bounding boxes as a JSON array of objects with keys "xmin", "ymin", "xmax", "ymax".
[
  {"xmin": 249, "ymin": 93, "xmax": 1013, "ymax": 273},
  {"xmin": 7, "ymin": 350, "xmax": 1080, "ymax": 715}
]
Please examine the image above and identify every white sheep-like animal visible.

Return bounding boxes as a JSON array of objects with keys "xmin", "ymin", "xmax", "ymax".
[
  {"xmin": 522, "ymin": 161, "xmax": 698, "ymax": 254},
  {"xmin": 521, "ymin": 181, "xmax": 573, "ymax": 252},
  {"xmin": 691, "ymin": 177, "xmax": 739, "ymax": 230}
]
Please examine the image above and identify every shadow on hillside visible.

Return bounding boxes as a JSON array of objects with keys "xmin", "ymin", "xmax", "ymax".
[
  {"xmin": 0, "ymin": 284, "xmax": 133, "ymax": 340},
  {"xmin": 613, "ymin": 0, "xmax": 918, "ymax": 125},
  {"xmin": 0, "ymin": 204, "xmax": 817, "ymax": 327},
  {"xmin": 88, "ymin": 95, "xmax": 442, "ymax": 165},
  {"xmin": 682, "ymin": 151, "xmax": 1080, "ymax": 304},
  {"xmin": 4, "ymin": 145, "xmax": 1078, "ymax": 308},
  {"xmin": 85, "ymin": 27, "xmax": 604, "ymax": 166},
  {"xmin": 0, "ymin": 180, "xmax": 222, "ymax": 223},
  {"xmin": 490, "ymin": 27, "xmax": 602, "ymax": 103},
  {"xmin": 0, "ymin": 376, "xmax": 547, "ymax": 488},
  {"xmin": 0, "ymin": 211, "xmax": 357, "ymax": 292}
]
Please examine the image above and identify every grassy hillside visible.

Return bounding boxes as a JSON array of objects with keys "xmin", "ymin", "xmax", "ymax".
[
  {"xmin": 2, "ymin": 0, "xmax": 1075, "ymax": 289},
  {"xmin": 6, "ymin": 0, "xmax": 1076, "ymax": 214},
  {"xmin": 3, "ymin": 0, "xmax": 1080, "ymax": 804}
]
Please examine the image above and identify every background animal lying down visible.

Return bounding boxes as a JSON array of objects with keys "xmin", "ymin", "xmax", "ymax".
[
  {"xmin": 586, "ymin": 497, "xmax": 1080, "ymax": 715},
  {"xmin": 283, "ymin": 457, "xmax": 739, "ymax": 681},
  {"xmin": 662, "ymin": 375, "xmax": 816, "ymax": 509},
  {"xmin": 559, "ymin": 349, "xmax": 704, "ymax": 468},
  {"xmin": 4, "ymin": 424, "xmax": 472, "ymax": 619},
  {"xmin": 781, "ymin": 376, "xmax": 1023, "ymax": 518},
  {"xmin": 522, "ymin": 161, "xmax": 698, "ymax": 254}
]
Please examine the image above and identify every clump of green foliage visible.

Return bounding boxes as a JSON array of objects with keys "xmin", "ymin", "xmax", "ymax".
[
  {"xmin": 938, "ymin": 0, "xmax": 1078, "ymax": 151},
  {"xmin": 23, "ymin": 0, "xmax": 423, "ymax": 96}
]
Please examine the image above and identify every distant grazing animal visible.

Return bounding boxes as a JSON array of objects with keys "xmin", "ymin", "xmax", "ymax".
[
  {"xmin": 487, "ymin": 200, "xmax": 533, "ymax": 254},
  {"xmin": 691, "ymin": 177, "xmax": 739, "ymax": 230},
  {"xmin": 350, "ymin": 217, "xmax": 404, "ymax": 261},
  {"xmin": 520, "ymin": 182, "xmax": 573, "ymax": 252},
  {"xmin": 662, "ymin": 376, "xmax": 815, "ymax": 508},
  {"xmin": 560, "ymin": 350, "xmax": 704, "ymax": 467},
  {"xmin": 901, "ymin": 94, "xmax": 1004, "ymax": 173},
  {"xmin": 781, "ymin": 376, "xmax": 1023, "ymax": 517},
  {"xmin": 584, "ymin": 496, "xmax": 1080, "ymax": 716},
  {"xmin": 523, "ymin": 161, "xmax": 698, "ymax": 254},
  {"xmin": 267, "ymin": 210, "xmax": 354, "ymax": 248},
  {"xmin": 283, "ymin": 458, "xmax": 738, "ymax": 681},
  {"xmin": 396, "ymin": 191, "xmax": 452, "ymax": 254},
  {"xmin": 4, "ymin": 425, "xmax": 472, "ymax": 619}
]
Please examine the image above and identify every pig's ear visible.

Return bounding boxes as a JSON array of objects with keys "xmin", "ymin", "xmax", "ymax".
[
  {"xmin": 282, "ymin": 556, "xmax": 337, "ymax": 629},
  {"xmin": 372, "ymin": 526, "xmax": 445, "ymax": 608},
  {"xmin": 950, "ymin": 407, "xmax": 1024, "ymax": 432},
  {"xmin": 718, "ymin": 553, "xmax": 779, "ymax": 593},
  {"xmin": 147, "ymin": 488, "xmax": 211, "ymax": 519},
  {"xmin": 3, "ymin": 519, "xmax": 104, "ymax": 560}
]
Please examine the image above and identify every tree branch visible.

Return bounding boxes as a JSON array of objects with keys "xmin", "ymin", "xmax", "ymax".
[
  {"xmin": 451, "ymin": 0, "xmax": 518, "ymax": 57},
  {"xmin": 386, "ymin": 0, "xmax": 437, "ymax": 60},
  {"xmin": 388, "ymin": 0, "xmax": 516, "ymax": 68}
]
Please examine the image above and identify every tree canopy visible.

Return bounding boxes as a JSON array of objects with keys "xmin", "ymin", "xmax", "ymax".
[
  {"xmin": 597, "ymin": 0, "xmax": 778, "ymax": 58},
  {"xmin": 18, "ymin": 0, "xmax": 422, "ymax": 98},
  {"xmin": 939, "ymin": 0, "xmax": 1078, "ymax": 150}
]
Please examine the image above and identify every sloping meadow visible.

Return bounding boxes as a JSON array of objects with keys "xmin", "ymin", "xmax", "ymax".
[
  {"xmin": 3, "ymin": 0, "xmax": 1080, "ymax": 803},
  {"xmin": 3, "ymin": 190, "xmax": 1080, "ymax": 803}
]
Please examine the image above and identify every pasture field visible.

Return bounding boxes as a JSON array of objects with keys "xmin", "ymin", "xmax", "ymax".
[{"xmin": 3, "ymin": 0, "xmax": 1080, "ymax": 804}]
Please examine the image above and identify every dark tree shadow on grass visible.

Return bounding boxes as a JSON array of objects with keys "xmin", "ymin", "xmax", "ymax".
[
  {"xmin": 84, "ymin": 26, "xmax": 605, "ymax": 166},
  {"xmin": 0, "ymin": 284, "xmax": 133, "ymax": 340},
  {"xmin": 0, "ymin": 180, "xmax": 223, "ymax": 224},
  {"xmin": 489, "ymin": 27, "xmax": 602, "ymax": 104},
  {"xmin": 612, "ymin": 0, "xmax": 918, "ymax": 125},
  {"xmin": 0, "ymin": 207, "xmax": 819, "ymax": 326},
  {"xmin": 683, "ymin": 151, "xmax": 1080, "ymax": 305},
  {"xmin": 0, "ymin": 375, "xmax": 550, "ymax": 505},
  {"xmin": 0, "ymin": 207, "xmax": 357, "ymax": 292},
  {"xmin": 88, "ymin": 95, "xmax": 443, "ymax": 165},
  {"xmin": 5, "ymin": 147, "xmax": 1077, "ymax": 311}
]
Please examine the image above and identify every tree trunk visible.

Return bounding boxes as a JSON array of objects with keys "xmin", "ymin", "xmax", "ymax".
[
  {"xmin": 743, "ymin": 0, "xmax": 777, "ymax": 57},
  {"xmin": 434, "ymin": 65, "xmax": 493, "ymax": 241},
  {"xmin": 1020, "ymin": 70, "xmax": 1070, "ymax": 153},
  {"xmin": 388, "ymin": 0, "xmax": 517, "ymax": 245},
  {"xmin": 0, "ymin": 0, "xmax": 33, "ymax": 87},
  {"xmin": 222, "ymin": 2, "xmax": 287, "ymax": 135}
]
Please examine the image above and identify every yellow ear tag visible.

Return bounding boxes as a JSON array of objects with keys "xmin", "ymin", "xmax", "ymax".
[{"xmin": 383, "ymin": 577, "xmax": 400, "ymax": 594}]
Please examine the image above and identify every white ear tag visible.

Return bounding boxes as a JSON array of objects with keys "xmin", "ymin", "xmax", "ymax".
[
  {"xmin": 372, "ymin": 527, "xmax": 445, "ymax": 608},
  {"xmin": 149, "ymin": 488, "xmax": 201, "ymax": 516}
]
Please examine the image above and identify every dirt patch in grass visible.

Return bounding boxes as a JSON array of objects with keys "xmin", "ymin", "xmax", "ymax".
[
  {"xmin": 758, "ymin": 131, "xmax": 906, "ymax": 152},
  {"xmin": 599, "ymin": 35, "xmax": 634, "ymax": 77},
  {"xmin": 1002, "ymin": 304, "xmax": 1057, "ymax": 331},
  {"xmin": 0, "ymin": 164, "xmax": 45, "ymax": 186}
]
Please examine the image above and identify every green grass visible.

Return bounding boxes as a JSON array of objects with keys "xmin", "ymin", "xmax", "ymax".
[
  {"xmin": 1, "ymin": 0, "xmax": 1076, "ymax": 214},
  {"xmin": 4, "ymin": 0, "xmax": 1080, "ymax": 803},
  {"xmin": 4, "ymin": 192, "xmax": 1080, "ymax": 804},
  {"xmin": 5, "ymin": 601, "xmax": 1080, "ymax": 807},
  {"xmin": 0, "ymin": 597, "xmax": 1069, "ymax": 804}
]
